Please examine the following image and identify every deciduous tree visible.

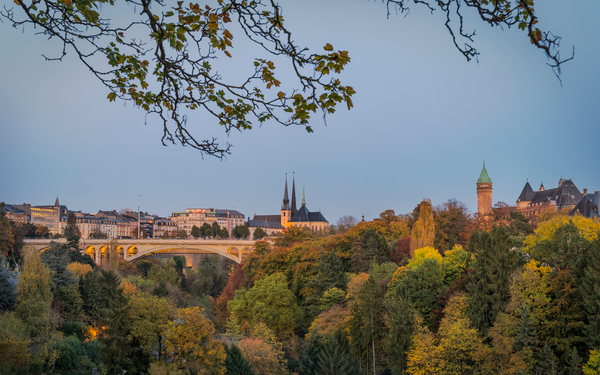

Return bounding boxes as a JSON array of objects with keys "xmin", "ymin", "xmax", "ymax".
[{"xmin": 410, "ymin": 199, "xmax": 435, "ymax": 255}]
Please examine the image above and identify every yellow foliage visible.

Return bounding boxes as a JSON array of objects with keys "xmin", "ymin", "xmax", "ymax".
[
  {"xmin": 163, "ymin": 307, "xmax": 225, "ymax": 375},
  {"xmin": 524, "ymin": 216, "xmax": 600, "ymax": 251},
  {"xmin": 148, "ymin": 361, "xmax": 184, "ymax": 375},
  {"xmin": 121, "ymin": 279, "xmax": 139, "ymax": 295},
  {"xmin": 345, "ymin": 272, "xmax": 369, "ymax": 309},
  {"xmin": 387, "ymin": 266, "xmax": 408, "ymax": 295},
  {"xmin": 67, "ymin": 262, "xmax": 93, "ymax": 279},
  {"xmin": 307, "ymin": 304, "xmax": 348, "ymax": 340},
  {"xmin": 85, "ymin": 326, "xmax": 99, "ymax": 342},
  {"xmin": 238, "ymin": 337, "xmax": 288, "ymax": 375},
  {"xmin": 406, "ymin": 315, "xmax": 441, "ymax": 375},
  {"xmin": 407, "ymin": 247, "xmax": 442, "ymax": 269}
]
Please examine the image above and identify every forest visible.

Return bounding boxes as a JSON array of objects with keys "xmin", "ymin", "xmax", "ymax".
[{"xmin": 1, "ymin": 199, "xmax": 600, "ymax": 375}]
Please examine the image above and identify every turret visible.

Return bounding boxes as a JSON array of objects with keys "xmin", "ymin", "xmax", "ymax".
[
  {"xmin": 476, "ymin": 162, "xmax": 493, "ymax": 215},
  {"xmin": 281, "ymin": 173, "xmax": 291, "ymax": 227}
]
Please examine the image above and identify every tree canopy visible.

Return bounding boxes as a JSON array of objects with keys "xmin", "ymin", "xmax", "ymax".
[{"xmin": 2, "ymin": 0, "xmax": 570, "ymax": 157}]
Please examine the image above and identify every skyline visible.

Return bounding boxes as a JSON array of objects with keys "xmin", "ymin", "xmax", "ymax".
[{"xmin": 1, "ymin": 0, "xmax": 599, "ymax": 223}]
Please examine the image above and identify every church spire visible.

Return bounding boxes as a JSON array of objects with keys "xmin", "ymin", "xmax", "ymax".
[
  {"xmin": 291, "ymin": 172, "xmax": 297, "ymax": 212},
  {"xmin": 302, "ymin": 186, "xmax": 306, "ymax": 206},
  {"xmin": 282, "ymin": 173, "xmax": 289, "ymax": 210},
  {"xmin": 54, "ymin": 196, "xmax": 60, "ymax": 208}
]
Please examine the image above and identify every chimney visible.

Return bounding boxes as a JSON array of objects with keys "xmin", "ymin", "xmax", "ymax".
[{"xmin": 584, "ymin": 188, "xmax": 588, "ymax": 196}]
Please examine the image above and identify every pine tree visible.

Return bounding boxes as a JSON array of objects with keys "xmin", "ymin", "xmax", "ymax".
[
  {"xmin": 514, "ymin": 303, "xmax": 536, "ymax": 352},
  {"xmin": 569, "ymin": 347, "xmax": 583, "ymax": 375},
  {"xmin": 63, "ymin": 212, "xmax": 81, "ymax": 251},
  {"xmin": 225, "ymin": 342, "xmax": 256, "ymax": 375},
  {"xmin": 536, "ymin": 342, "xmax": 561, "ymax": 375},
  {"xmin": 351, "ymin": 230, "xmax": 390, "ymax": 272},
  {"xmin": 0, "ymin": 254, "xmax": 17, "ymax": 312},
  {"xmin": 348, "ymin": 275, "xmax": 385, "ymax": 375},
  {"xmin": 299, "ymin": 332, "xmax": 325, "ymax": 375},
  {"xmin": 80, "ymin": 271, "xmax": 103, "ymax": 321},
  {"xmin": 100, "ymin": 288, "xmax": 148, "ymax": 375},
  {"xmin": 99, "ymin": 270, "xmax": 120, "ymax": 308},
  {"xmin": 40, "ymin": 241, "xmax": 77, "ymax": 290},
  {"xmin": 467, "ymin": 226, "xmax": 522, "ymax": 333},
  {"xmin": 152, "ymin": 280, "xmax": 169, "ymax": 298},
  {"xmin": 316, "ymin": 330, "xmax": 360, "ymax": 375},
  {"xmin": 581, "ymin": 238, "xmax": 600, "ymax": 350},
  {"xmin": 385, "ymin": 282, "xmax": 415, "ymax": 375}
]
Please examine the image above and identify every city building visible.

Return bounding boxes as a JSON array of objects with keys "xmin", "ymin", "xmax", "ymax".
[
  {"xmin": 570, "ymin": 189, "xmax": 600, "ymax": 219},
  {"xmin": 170, "ymin": 208, "xmax": 245, "ymax": 237},
  {"xmin": 1, "ymin": 204, "xmax": 29, "ymax": 225},
  {"xmin": 516, "ymin": 177, "xmax": 583, "ymax": 218},
  {"xmin": 476, "ymin": 162, "xmax": 493, "ymax": 216}
]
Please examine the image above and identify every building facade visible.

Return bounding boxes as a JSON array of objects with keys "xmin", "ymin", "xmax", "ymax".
[{"xmin": 516, "ymin": 178, "xmax": 585, "ymax": 218}]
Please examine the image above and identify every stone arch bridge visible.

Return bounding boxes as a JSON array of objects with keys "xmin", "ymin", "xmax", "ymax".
[{"xmin": 24, "ymin": 238, "xmax": 258, "ymax": 266}]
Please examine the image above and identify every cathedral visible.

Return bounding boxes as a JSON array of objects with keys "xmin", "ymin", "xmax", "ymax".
[{"xmin": 251, "ymin": 173, "xmax": 329, "ymax": 234}]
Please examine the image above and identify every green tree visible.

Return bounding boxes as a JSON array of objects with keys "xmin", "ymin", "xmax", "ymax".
[
  {"xmin": 177, "ymin": 230, "xmax": 187, "ymax": 239},
  {"xmin": 229, "ymin": 273, "xmax": 300, "ymax": 337},
  {"xmin": 536, "ymin": 341, "xmax": 561, "ymax": 375},
  {"xmin": 232, "ymin": 225, "xmax": 250, "ymax": 240},
  {"xmin": 225, "ymin": 342, "xmax": 256, "ymax": 375},
  {"xmin": 79, "ymin": 270, "xmax": 104, "ymax": 322},
  {"xmin": 99, "ymin": 269, "xmax": 121, "ymax": 308},
  {"xmin": 351, "ymin": 229, "xmax": 391, "ymax": 272},
  {"xmin": 0, "ymin": 203, "xmax": 15, "ymax": 261},
  {"xmin": 190, "ymin": 255, "xmax": 228, "ymax": 298},
  {"xmin": 15, "ymin": 246, "xmax": 54, "ymax": 337},
  {"xmin": 100, "ymin": 287, "xmax": 149, "ymax": 375},
  {"xmin": 40, "ymin": 241, "xmax": 78, "ymax": 290},
  {"xmin": 433, "ymin": 199, "xmax": 472, "ymax": 251},
  {"xmin": 316, "ymin": 330, "xmax": 361, "ymax": 375},
  {"xmin": 219, "ymin": 228, "xmax": 230, "ymax": 239},
  {"xmin": 191, "ymin": 225, "xmax": 201, "ymax": 239},
  {"xmin": 348, "ymin": 275, "xmax": 385, "ymax": 375},
  {"xmin": 579, "ymin": 238, "xmax": 600, "ymax": 349},
  {"xmin": 467, "ymin": 226, "xmax": 523, "ymax": 334},
  {"xmin": 54, "ymin": 283, "xmax": 85, "ymax": 322},
  {"xmin": 201, "ymin": 223, "xmax": 213, "ymax": 239},
  {"xmin": 63, "ymin": 212, "xmax": 81, "ymax": 251},
  {"xmin": 299, "ymin": 332, "xmax": 325, "ymax": 375},
  {"xmin": 253, "ymin": 227, "xmax": 267, "ymax": 240},
  {"xmin": 386, "ymin": 282, "xmax": 415, "ymax": 375},
  {"xmin": 410, "ymin": 199, "xmax": 435, "ymax": 255},
  {"xmin": 0, "ymin": 254, "xmax": 17, "ymax": 312},
  {"xmin": 212, "ymin": 222, "xmax": 221, "ymax": 239}
]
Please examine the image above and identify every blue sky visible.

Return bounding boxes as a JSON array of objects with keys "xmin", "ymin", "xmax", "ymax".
[{"xmin": 1, "ymin": 0, "xmax": 599, "ymax": 224}]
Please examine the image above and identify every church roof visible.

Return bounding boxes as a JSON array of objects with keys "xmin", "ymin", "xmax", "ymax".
[
  {"xmin": 477, "ymin": 162, "xmax": 492, "ymax": 184},
  {"xmin": 247, "ymin": 220, "xmax": 284, "ymax": 229},
  {"xmin": 289, "ymin": 205, "xmax": 328, "ymax": 223},
  {"xmin": 570, "ymin": 191, "xmax": 599, "ymax": 219},
  {"xmin": 253, "ymin": 214, "xmax": 281, "ymax": 223},
  {"xmin": 517, "ymin": 182, "xmax": 536, "ymax": 202}
]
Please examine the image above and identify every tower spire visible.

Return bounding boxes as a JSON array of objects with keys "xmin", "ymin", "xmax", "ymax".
[
  {"xmin": 302, "ymin": 186, "xmax": 306, "ymax": 206},
  {"xmin": 282, "ymin": 172, "xmax": 289, "ymax": 210},
  {"xmin": 291, "ymin": 172, "xmax": 297, "ymax": 212}
]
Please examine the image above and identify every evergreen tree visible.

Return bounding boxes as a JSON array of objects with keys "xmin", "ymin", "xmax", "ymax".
[
  {"xmin": 173, "ymin": 255, "xmax": 187, "ymax": 291},
  {"xmin": 581, "ymin": 238, "xmax": 600, "ymax": 350},
  {"xmin": 225, "ymin": 342, "xmax": 256, "ymax": 375},
  {"xmin": 351, "ymin": 229, "xmax": 390, "ymax": 272},
  {"xmin": 536, "ymin": 341, "xmax": 561, "ymax": 375},
  {"xmin": 55, "ymin": 283, "xmax": 85, "ymax": 322},
  {"xmin": 0, "ymin": 254, "xmax": 17, "ymax": 311},
  {"xmin": 79, "ymin": 271, "xmax": 103, "ymax": 321},
  {"xmin": 63, "ymin": 212, "xmax": 81, "ymax": 251},
  {"xmin": 190, "ymin": 254, "xmax": 228, "ymax": 297},
  {"xmin": 100, "ymin": 288, "xmax": 148, "ymax": 375},
  {"xmin": 569, "ymin": 347, "xmax": 583, "ymax": 375},
  {"xmin": 299, "ymin": 332, "xmax": 325, "ymax": 375},
  {"xmin": 348, "ymin": 275, "xmax": 385, "ymax": 375},
  {"xmin": 152, "ymin": 280, "xmax": 169, "ymax": 297},
  {"xmin": 467, "ymin": 226, "xmax": 522, "ymax": 333},
  {"xmin": 40, "ymin": 241, "xmax": 78, "ymax": 290},
  {"xmin": 514, "ymin": 303, "xmax": 537, "ymax": 352},
  {"xmin": 99, "ymin": 270, "xmax": 120, "ymax": 308},
  {"xmin": 191, "ymin": 225, "xmax": 201, "ymax": 239},
  {"xmin": 386, "ymin": 282, "xmax": 415, "ymax": 375},
  {"xmin": 316, "ymin": 330, "xmax": 360, "ymax": 375}
]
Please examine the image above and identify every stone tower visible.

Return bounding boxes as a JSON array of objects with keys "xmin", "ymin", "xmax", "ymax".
[
  {"xmin": 477, "ymin": 162, "xmax": 493, "ymax": 215},
  {"xmin": 281, "ymin": 173, "xmax": 291, "ymax": 227}
]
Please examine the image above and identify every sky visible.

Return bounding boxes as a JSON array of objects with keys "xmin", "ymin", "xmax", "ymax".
[{"xmin": 1, "ymin": 0, "xmax": 599, "ymax": 224}]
